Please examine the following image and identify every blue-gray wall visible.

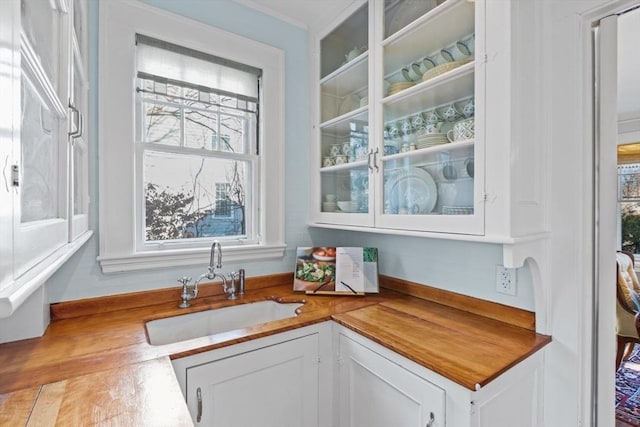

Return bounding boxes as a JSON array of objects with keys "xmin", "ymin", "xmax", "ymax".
[{"xmin": 47, "ymin": 0, "xmax": 534, "ymax": 312}]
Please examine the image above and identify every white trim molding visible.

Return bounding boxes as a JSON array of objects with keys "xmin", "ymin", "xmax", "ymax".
[
  {"xmin": 0, "ymin": 231, "xmax": 93, "ymax": 318},
  {"xmin": 98, "ymin": 0, "xmax": 286, "ymax": 273}
]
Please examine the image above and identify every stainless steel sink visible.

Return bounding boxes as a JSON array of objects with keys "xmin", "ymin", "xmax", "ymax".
[{"xmin": 145, "ymin": 300, "xmax": 304, "ymax": 345}]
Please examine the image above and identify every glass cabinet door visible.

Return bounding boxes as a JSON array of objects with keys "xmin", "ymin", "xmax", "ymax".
[
  {"xmin": 377, "ymin": 0, "xmax": 480, "ymax": 232},
  {"xmin": 318, "ymin": 2, "xmax": 371, "ymax": 220}
]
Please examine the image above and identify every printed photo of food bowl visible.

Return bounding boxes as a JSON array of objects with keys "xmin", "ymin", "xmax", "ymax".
[
  {"xmin": 312, "ymin": 247, "xmax": 336, "ymax": 261},
  {"xmin": 293, "ymin": 247, "xmax": 337, "ymax": 292}
]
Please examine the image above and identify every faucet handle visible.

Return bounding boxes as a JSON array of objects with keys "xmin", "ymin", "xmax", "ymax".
[{"xmin": 177, "ymin": 276, "xmax": 192, "ymax": 287}]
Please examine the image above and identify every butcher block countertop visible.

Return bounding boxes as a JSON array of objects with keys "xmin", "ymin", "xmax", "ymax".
[{"xmin": 0, "ymin": 274, "xmax": 550, "ymax": 426}]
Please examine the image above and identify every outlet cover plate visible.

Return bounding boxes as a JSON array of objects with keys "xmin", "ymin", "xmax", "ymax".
[{"xmin": 496, "ymin": 266, "xmax": 517, "ymax": 295}]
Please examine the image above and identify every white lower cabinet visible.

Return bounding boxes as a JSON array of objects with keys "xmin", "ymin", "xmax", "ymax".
[
  {"xmin": 335, "ymin": 326, "xmax": 544, "ymax": 427},
  {"xmin": 188, "ymin": 334, "xmax": 318, "ymax": 426},
  {"xmin": 172, "ymin": 322, "xmax": 334, "ymax": 427},
  {"xmin": 337, "ymin": 333, "xmax": 444, "ymax": 427},
  {"xmin": 172, "ymin": 322, "xmax": 542, "ymax": 427}
]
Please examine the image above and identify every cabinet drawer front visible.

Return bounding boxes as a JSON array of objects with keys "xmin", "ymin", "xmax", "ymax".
[
  {"xmin": 187, "ymin": 334, "xmax": 319, "ymax": 427},
  {"xmin": 339, "ymin": 334, "xmax": 445, "ymax": 427}
]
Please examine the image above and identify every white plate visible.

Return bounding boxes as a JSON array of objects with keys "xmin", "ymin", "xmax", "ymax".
[{"xmin": 387, "ymin": 167, "xmax": 437, "ymax": 214}]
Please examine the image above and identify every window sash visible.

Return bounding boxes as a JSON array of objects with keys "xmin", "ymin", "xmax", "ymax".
[{"xmin": 135, "ymin": 69, "xmax": 259, "ymax": 247}]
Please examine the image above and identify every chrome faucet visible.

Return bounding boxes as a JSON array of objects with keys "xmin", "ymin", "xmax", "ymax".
[
  {"xmin": 178, "ymin": 276, "xmax": 196, "ymax": 308},
  {"xmin": 178, "ymin": 241, "xmax": 236, "ymax": 308},
  {"xmin": 210, "ymin": 241, "xmax": 222, "ymax": 270},
  {"xmin": 207, "ymin": 241, "xmax": 236, "ymax": 300}
]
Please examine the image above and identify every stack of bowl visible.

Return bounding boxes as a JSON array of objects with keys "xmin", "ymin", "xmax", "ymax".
[{"xmin": 322, "ymin": 201, "xmax": 337, "ymax": 212}]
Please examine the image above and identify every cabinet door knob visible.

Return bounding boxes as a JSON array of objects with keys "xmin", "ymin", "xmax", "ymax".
[
  {"xmin": 196, "ymin": 387, "xmax": 203, "ymax": 422},
  {"xmin": 367, "ymin": 149, "xmax": 373, "ymax": 171}
]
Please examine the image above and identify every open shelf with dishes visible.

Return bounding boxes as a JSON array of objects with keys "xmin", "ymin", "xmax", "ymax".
[
  {"xmin": 320, "ymin": 165, "xmax": 370, "ymax": 215},
  {"xmin": 383, "ymin": 0, "xmax": 474, "ymax": 70},
  {"xmin": 381, "ymin": 141, "xmax": 474, "ymax": 216}
]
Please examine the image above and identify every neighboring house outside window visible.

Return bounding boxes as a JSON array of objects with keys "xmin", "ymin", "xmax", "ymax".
[{"xmin": 215, "ymin": 183, "xmax": 232, "ymax": 217}]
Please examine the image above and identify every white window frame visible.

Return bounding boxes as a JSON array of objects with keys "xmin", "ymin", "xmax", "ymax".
[{"xmin": 98, "ymin": 0, "xmax": 285, "ymax": 273}]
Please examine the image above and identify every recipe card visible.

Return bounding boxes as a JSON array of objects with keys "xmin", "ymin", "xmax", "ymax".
[{"xmin": 335, "ymin": 247, "xmax": 364, "ymax": 293}]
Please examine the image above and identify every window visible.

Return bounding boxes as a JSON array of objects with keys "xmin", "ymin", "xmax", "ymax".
[
  {"xmin": 98, "ymin": 1, "xmax": 285, "ymax": 273},
  {"xmin": 136, "ymin": 35, "xmax": 258, "ymax": 245},
  {"xmin": 619, "ymin": 163, "xmax": 640, "ymax": 254}
]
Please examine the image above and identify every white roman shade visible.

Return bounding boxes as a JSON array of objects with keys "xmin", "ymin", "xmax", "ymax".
[{"xmin": 135, "ymin": 34, "xmax": 261, "ymax": 102}]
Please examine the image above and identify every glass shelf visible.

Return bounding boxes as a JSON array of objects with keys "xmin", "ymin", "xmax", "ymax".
[
  {"xmin": 382, "ymin": 61, "xmax": 474, "ymax": 121},
  {"xmin": 383, "ymin": 0, "xmax": 474, "ymax": 76},
  {"xmin": 382, "ymin": 141, "xmax": 474, "ymax": 216},
  {"xmin": 382, "ymin": 139, "xmax": 473, "ymax": 170}
]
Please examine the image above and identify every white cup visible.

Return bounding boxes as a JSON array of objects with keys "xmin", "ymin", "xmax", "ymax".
[
  {"xmin": 441, "ymin": 162, "xmax": 458, "ymax": 180},
  {"xmin": 460, "ymin": 34, "xmax": 475, "ymax": 54},
  {"xmin": 442, "ymin": 41, "xmax": 472, "ymax": 62},
  {"xmin": 455, "ymin": 98, "xmax": 475, "ymax": 118},
  {"xmin": 399, "ymin": 118, "xmax": 413, "ymax": 135},
  {"xmin": 342, "ymin": 141, "xmax": 352, "ymax": 155},
  {"xmin": 446, "ymin": 118, "xmax": 475, "ymax": 142},
  {"xmin": 401, "ymin": 65, "xmax": 421, "ymax": 82},
  {"xmin": 423, "ymin": 109, "xmax": 442, "ymax": 125},
  {"xmin": 438, "ymin": 104, "xmax": 463, "ymax": 122},
  {"xmin": 411, "ymin": 113, "xmax": 425, "ymax": 130},
  {"xmin": 325, "ymin": 194, "xmax": 337, "ymax": 202},
  {"xmin": 345, "ymin": 47, "xmax": 364, "ymax": 62},
  {"xmin": 464, "ymin": 158, "xmax": 474, "ymax": 178},
  {"xmin": 421, "ymin": 121, "xmax": 442, "ymax": 134},
  {"xmin": 386, "ymin": 122, "xmax": 401, "ymax": 138},
  {"xmin": 334, "ymin": 155, "xmax": 348, "ymax": 165}
]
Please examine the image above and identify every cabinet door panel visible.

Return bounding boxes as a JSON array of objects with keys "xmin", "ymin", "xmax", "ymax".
[
  {"xmin": 187, "ymin": 334, "xmax": 319, "ymax": 427},
  {"xmin": 339, "ymin": 334, "xmax": 444, "ymax": 427}
]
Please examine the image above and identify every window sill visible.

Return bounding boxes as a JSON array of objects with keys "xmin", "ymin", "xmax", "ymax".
[
  {"xmin": 97, "ymin": 243, "xmax": 287, "ymax": 273},
  {"xmin": 0, "ymin": 230, "xmax": 93, "ymax": 318}
]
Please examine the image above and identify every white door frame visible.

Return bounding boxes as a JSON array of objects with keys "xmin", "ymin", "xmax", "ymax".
[
  {"xmin": 580, "ymin": 1, "xmax": 639, "ymax": 425},
  {"xmin": 593, "ymin": 13, "xmax": 619, "ymax": 427}
]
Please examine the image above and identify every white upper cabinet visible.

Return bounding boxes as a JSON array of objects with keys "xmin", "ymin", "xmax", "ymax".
[
  {"xmin": 310, "ymin": 0, "xmax": 549, "ymax": 265},
  {"xmin": 0, "ymin": 0, "xmax": 91, "ymax": 318},
  {"xmin": 311, "ymin": 0, "xmax": 483, "ymax": 235}
]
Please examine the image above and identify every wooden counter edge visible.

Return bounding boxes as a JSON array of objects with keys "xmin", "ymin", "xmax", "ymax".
[{"xmin": 332, "ymin": 314, "xmax": 551, "ymax": 391}]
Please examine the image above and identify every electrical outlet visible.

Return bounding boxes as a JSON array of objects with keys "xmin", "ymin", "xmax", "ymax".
[{"xmin": 496, "ymin": 266, "xmax": 517, "ymax": 295}]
